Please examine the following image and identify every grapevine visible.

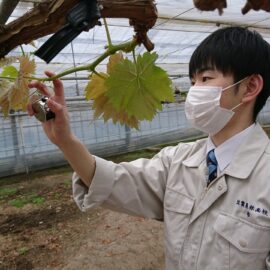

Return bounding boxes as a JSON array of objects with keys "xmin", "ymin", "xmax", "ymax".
[{"xmin": 0, "ymin": 20, "xmax": 174, "ymax": 129}]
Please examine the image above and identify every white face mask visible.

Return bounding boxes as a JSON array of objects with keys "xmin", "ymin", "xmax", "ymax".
[{"xmin": 185, "ymin": 78, "xmax": 246, "ymax": 135}]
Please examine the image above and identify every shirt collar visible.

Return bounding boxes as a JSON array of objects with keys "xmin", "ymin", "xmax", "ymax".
[{"xmin": 206, "ymin": 123, "xmax": 256, "ymax": 172}]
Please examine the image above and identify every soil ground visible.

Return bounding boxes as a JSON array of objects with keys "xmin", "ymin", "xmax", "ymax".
[{"xmin": 0, "ymin": 151, "xmax": 165, "ymax": 270}]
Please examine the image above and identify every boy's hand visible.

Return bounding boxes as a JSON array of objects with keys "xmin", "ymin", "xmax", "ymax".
[{"xmin": 27, "ymin": 71, "xmax": 74, "ymax": 147}]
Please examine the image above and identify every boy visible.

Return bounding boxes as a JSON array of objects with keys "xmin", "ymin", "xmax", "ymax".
[{"xmin": 28, "ymin": 27, "xmax": 270, "ymax": 269}]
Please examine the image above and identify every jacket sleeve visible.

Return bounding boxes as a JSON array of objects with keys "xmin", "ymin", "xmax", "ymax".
[{"xmin": 72, "ymin": 145, "xmax": 178, "ymax": 220}]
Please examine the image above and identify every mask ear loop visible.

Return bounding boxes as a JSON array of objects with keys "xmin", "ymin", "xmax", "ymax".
[
  {"xmin": 222, "ymin": 77, "xmax": 249, "ymax": 111},
  {"xmin": 230, "ymin": 78, "xmax": 251, "ymax": 110},
  {"xmin": 222, "ymin": 77, "xmax": 248, "ymax": 92},
  {"xmin": 231, "ymin": 102, "xmax": 243, "ymax": 111}
]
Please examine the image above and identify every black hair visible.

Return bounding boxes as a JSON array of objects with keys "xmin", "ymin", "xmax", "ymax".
[{"xmin": 189, "ymin": 26, "xmax": 270, "ymax": 120}]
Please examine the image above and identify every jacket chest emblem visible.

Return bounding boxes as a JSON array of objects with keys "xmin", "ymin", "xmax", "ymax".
[{"xmin": 236, "ymin": 200, "xmax": 268, "ymax": 218}]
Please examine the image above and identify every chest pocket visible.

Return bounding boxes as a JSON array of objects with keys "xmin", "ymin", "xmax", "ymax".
[
  {"xmin": 213, "ymin": 213, "xmax": 270, "ymax": 269},
  {"xmin": 163, "ymin": 188, "xmax": 195, "ymax": 265}
]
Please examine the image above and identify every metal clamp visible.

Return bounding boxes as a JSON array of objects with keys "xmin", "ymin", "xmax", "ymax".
[
  {"xmin": 34, "ymin": 0, "xmax": 101, "ymax": 63},
  {"xmin": 32, "ymin": 96, "xmax": 55, "ymax": 122}
]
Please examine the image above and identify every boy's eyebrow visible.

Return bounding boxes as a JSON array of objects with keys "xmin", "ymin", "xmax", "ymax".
[
  {"xmin": 190, "ymin": 67, "xmax": 215, "ymax": 79},
  {"xmin": 196, "ymin": 67, "xmax": 215, "ymax": 73}
]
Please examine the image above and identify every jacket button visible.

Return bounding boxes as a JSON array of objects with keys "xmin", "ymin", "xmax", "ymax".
[
  {"xmin": 239, "ymin": 240, "xmax": 247, "ymax": 248},
  {"xmin": 217, "ymin": 184, "xmax": 223, "ymax": 191}
]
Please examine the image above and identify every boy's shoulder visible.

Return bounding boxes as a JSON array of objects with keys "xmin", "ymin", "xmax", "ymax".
[
  {"xmin": 176, "ymin": 137, "xmax": 207, "ymax": 151},
  {"xmin": 164, "ymin": 137, "xmax": 207, "ymax": 159}
]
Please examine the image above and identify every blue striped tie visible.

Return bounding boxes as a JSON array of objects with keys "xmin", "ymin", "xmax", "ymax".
[{"xmin": 207, "ymin": 149, "xmax": 218, "ymax": 184}]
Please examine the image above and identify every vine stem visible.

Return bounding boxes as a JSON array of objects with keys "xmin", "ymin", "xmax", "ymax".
[
  {"xmin": 103, "ymin": 18, "xmax": 112, "ymax": 48},
  {"xmin": 92, "ymin": 70, "xmax": 106, "ymax": 79},
  {"xmin": 20, "ymin": 45, "xmax": 25, "ymax": 56},
  {"xmin": 132, "ymin": 49, "xmax": 139, "ymax": 88},
  {"xmin": 0, "ymin": 39, "xmax": 138, "ymax": 82},
  {"xmin": 0, "ymin": 76, "xmax": 17, "ymax": 81},
  {"xmin": 132, "ymin": 49, "xmax": 137, "ymax": 65}
]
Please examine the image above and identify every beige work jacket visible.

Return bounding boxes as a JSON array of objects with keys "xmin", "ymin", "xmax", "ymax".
[{"xmin": 73, "ymin": 123, "xmax": 270, "ymax": 270}]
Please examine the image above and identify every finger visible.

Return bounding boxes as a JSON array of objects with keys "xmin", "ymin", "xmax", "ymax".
[
  {"xmin": 44, "ymin": 71, "xmax": 65, "ymax": 99},
  {"xmin": 27, "ymin": 102, "xmax": 35, "ymax": 116},
  {"xmin": 47, "ymin": 98, "xmax": 65, "ymax": 117},
  {"xmin": 28, "ymin": 94, "xmax": 41, "ymax": 115},
  {"xmin": 28, "ymin": 80, "xmax": 52, "ymax": 97},
  {"xmin": 47, "ymin": 98, "xmax": 69, "ymax": 124}
]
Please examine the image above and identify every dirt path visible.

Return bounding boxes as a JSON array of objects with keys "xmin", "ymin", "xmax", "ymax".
[{"xmin": 0, "ymin": 170, "xmax": 164, "ymax": 270}]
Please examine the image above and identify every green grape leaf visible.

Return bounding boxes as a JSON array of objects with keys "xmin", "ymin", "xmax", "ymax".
[
  {"xmin": 85, "ymin": 72, "xmax": 139, "ymax": 129},
  {"xmin": 85, "ymin": 72, "xmax": 108, "ymax": 100},
  {"xmin": 92, "ymin": 93, "xmax": 139, "ymax": 129},
  {"xmin": 1, "ymin": 65, "xmax": 18, "ymax": 78},
  {"xmin": 107, "ymin": 52, "xmax": 124, "ymax": 74},
  {"xmin": 0, "ymin": 81, "xmax": 11, "ymax": 116},
  {"xmin": 0, "ymin": 93, "xmax": 10, "ymax": 117},
  {"xmin": 9, "ymin": 55, "xmax": 36, "ymax": 111},
  {"xmin": 105, "ymin": 52, "xmax": 174, "ymax": 120},
  {"xmin": 0, "ymin": 57, "xmax": 18, "ymax": 68}
]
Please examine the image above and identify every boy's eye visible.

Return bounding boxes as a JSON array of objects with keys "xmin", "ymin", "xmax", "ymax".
[{"xmin": 202, "ymin": 76, "xmax": 212, "ymax": 82}]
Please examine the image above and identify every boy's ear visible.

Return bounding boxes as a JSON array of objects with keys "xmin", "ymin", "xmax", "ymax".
[{"xmin": 242, "ymin": 74, "xmax": 263, "ymax": 103}]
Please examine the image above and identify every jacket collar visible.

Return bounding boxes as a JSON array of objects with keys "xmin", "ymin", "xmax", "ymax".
[
  {"xmin": 225, "ymin": 124, "xmax": 269, "ymax": 179},
  {"xmin": 182, "ymin": 124, "xmax": 269, "ymax": 179},
  {"xmin": 182, "ymin": 139, "xmax": 207, "ymax": 168}
]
